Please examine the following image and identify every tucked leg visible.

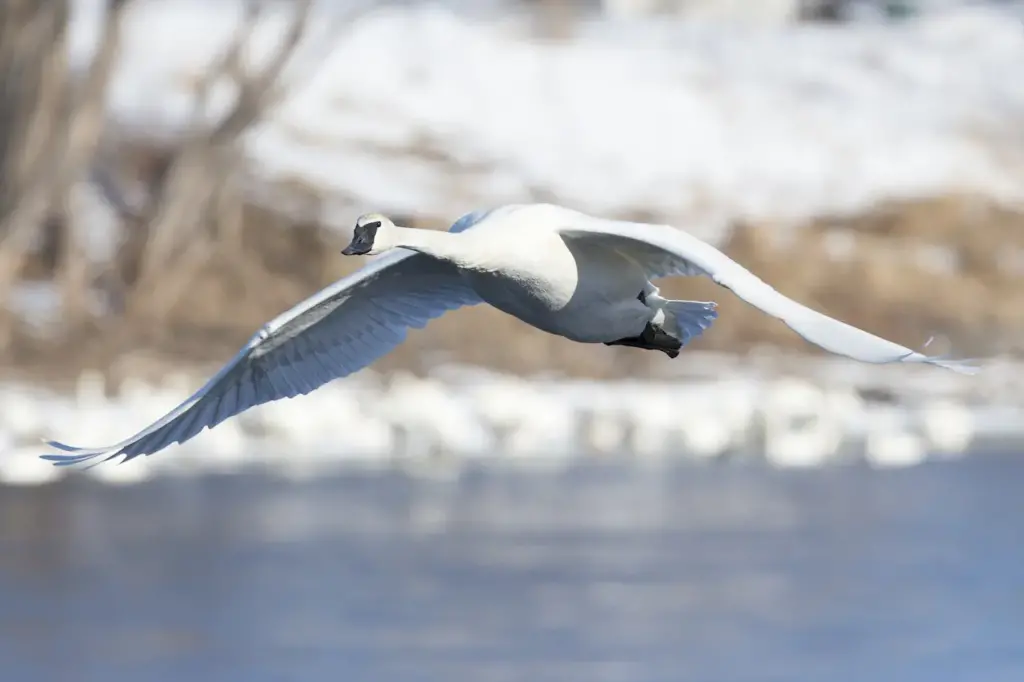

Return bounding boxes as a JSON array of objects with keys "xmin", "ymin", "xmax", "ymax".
[{"xmin": 604, "ymin": 321, "xmax": 683, "ymax": 359}]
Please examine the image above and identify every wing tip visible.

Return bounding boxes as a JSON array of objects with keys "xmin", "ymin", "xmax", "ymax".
[
  {"xmin": 905, "ymin": 353, "xmax": 980, "ymax": 376},
  {"xmin": 928, "ymin": 358, "xmax": 982, "ymax": 376},
  {"xmin": 38, "ymin": 438, "xmax": 124, "ymax": 468}
]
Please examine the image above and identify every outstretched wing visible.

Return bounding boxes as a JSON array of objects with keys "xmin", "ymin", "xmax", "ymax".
[
  {"xmin": 559, "ymin": 215, "xmax": 977, "ymax": 374},
  {"xmin": 43, "ymin": 251, "xmax": 481, "ymax": 466}
]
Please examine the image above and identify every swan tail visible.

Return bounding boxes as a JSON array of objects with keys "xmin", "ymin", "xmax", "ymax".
[{"xmin": 663, "ymin": 300, "xmax": 718, "ymax": 347}]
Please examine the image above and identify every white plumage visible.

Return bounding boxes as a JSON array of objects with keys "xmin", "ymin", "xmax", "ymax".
[{"xmin": 43, "ymin": 203, "xmax": 976, "ymax": 467}]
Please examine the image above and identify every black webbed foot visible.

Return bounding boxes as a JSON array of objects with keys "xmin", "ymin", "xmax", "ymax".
[{"xmin": 604, "ymin": 321, "xmax": 682, "ymax": 359}]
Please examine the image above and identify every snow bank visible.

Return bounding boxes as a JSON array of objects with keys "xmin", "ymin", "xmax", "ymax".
[
  {"xmin": 2, "ymin": 352, "xmax": 1022, "ymax": 486},
  {"xmin": 69, "ymin": 0, "xmax": 1024, "ymax": 242}
]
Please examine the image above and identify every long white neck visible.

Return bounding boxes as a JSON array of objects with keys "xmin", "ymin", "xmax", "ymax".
[{"xmin": 384, "ymin": 226, "xmax": 477, "ymax": 268}]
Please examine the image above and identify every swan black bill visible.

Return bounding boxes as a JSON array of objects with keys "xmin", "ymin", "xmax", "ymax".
[
  {"xmin": 342, "ymin": 220, "xmax": 382, "ymax": 256},
  {"xmin": 341, "ymin": 242, "xmax": 370, "ymax": 256}
]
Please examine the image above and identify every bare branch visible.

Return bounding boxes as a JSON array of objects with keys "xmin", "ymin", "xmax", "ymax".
[
  {"xmin": 190, "ymin": 0, "xmax": 264, "ymax": 129},
  {"xmin": 0, "ymin": 0, "xmax": 130, "ymax": 335},
  {"xmin": 79, "ymin": 0, "xmax": 366, "ymax": 329},
  {"xmin": 208, "ymin": 0, "xmax": 313, "ymax": 145},
  {"xmin": 88, "ymin": 143, "xmax": 150, "ymax": 221},
  {"xmin": 126, "ymin": 0, "xmax": 314, "ymax": 320}
]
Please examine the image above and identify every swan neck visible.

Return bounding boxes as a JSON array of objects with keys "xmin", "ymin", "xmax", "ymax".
[{"xmin": 391, "ymin": 226, "xmax": 473, "ymax": 266}]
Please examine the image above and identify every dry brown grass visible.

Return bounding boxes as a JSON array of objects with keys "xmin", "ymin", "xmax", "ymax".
[{"xmin": 5, "ymin": 191, "xmax": 1022, "ymax": 387}]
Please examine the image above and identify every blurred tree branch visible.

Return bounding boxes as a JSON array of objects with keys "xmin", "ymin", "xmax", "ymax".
[
  {"xmin": 0, "ymin": 0, "xmax": 129, "ymax": 339},
  {"xmin": 0, "ymin": 0, "xmax": 320, "ymax": 348},
  {"xmin": 112, "ymin": 0, "xmax": 314, "ymax": 322}
]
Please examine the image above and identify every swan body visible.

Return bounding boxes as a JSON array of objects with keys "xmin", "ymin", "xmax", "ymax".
[
  {"xmin": 465, "ymin": 234, "xmax": 652, "ymax": 344},
  {"xmin": 42, "ymin": 203, "xmax": 977, "ymax": 467}
]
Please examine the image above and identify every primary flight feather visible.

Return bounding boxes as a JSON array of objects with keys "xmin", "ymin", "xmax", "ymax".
[{"xmin": 43, "ymin": 203, "xmax": 977, "ymax": 467}]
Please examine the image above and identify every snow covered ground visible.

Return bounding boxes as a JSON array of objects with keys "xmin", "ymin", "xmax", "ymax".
[
  {"xmin": 3, "ymin": 352, "xmax": 1023, "ymax": 485},
  {"xmin": 69, "ymin": 0, "xmax": 1024, "ymax": 243}
]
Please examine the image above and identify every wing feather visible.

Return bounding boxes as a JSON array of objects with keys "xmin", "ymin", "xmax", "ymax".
[
  {"xmin": 42, "ymin": 250, "xmax": 481, "ymax": 466},
  {"xmin": 560, "ymin": 215, "xmax": 978, "ymax": 374}
]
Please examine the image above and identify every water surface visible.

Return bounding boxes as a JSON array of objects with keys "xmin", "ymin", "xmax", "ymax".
[{"xmin": 2, "ymin": 457, "xmax": 1023, "ymax": 682}]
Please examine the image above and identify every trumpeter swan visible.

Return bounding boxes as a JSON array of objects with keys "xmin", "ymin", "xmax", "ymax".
[{"xmin": 42, "ymin": 203, "xmax": 976, "ymax": 467}]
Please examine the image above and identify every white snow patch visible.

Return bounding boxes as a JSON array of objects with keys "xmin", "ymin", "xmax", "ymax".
[
  {"xmin": 3, "ymin": 352, "xmax": 1023, "ymax": 485},
  {"xmin": 65, "ymin": 1, "xmax": 1024, "ymax": 242}
]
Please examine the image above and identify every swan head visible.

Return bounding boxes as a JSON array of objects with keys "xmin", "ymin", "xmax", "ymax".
[{"xmin": 342, "ymin": 213, "xmax": 396, "ymax": 256}]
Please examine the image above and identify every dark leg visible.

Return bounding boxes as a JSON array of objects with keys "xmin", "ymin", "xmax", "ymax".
[{"xmin": 604, "ymin": 321, "xmax": 682, "ymax": 359}]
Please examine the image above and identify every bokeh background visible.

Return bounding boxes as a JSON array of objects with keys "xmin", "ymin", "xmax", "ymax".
[{"xmin": 1, "ymin": 0, "xmax": 1023, "ymax": 680}]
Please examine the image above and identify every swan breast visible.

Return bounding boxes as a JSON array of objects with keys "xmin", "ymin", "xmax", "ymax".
[
  {"xmin": 460, "ymin": 230, "xmax": 651, "ymax": 342},
  {"xmin": 460, "ymin": 230, "xmax": 580, "ymax": 315}
]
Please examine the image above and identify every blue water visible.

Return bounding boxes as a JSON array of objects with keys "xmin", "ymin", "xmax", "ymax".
[{"xmin": 2, "ymin": 456, "xmax": 1023, "ymax": 682}]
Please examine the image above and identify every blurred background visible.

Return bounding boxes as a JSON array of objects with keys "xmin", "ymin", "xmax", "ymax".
[{"xmin": 2, "ymin": 0, "xmax": 1024, "ymax": 680}]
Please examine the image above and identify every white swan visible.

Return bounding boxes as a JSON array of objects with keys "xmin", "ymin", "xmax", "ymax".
[{"xmin": 42, "ymin": 203, "xmax": 976, "ymax": 467}]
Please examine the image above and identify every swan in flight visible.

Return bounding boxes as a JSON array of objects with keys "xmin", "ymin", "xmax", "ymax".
[{"xmin": 42, "ymin": 203, "xmax": 976, "ymax": 467}]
